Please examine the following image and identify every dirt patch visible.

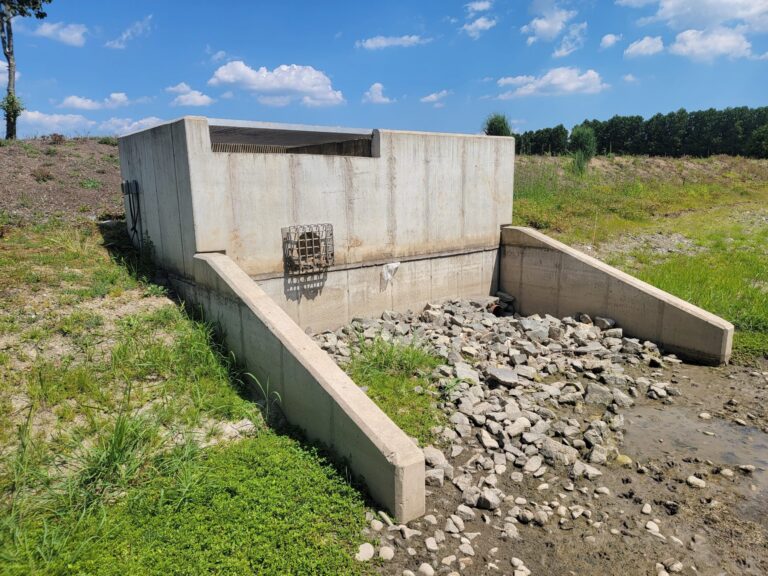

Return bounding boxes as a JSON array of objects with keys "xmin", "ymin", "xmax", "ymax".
[
  {"xmin": 0, "ymin": 136, "xmax": 123, "ymax": 225},
  {"xmin": 576, "ymin": 231, "xmax": 704, "ymax": 264}
]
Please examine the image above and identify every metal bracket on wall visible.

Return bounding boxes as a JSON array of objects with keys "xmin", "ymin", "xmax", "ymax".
[
  {"xmin": 281, "ymin": 223, "xmax": 334, "ymax": 275},
  {"xmin": 121, "ymin": 179, "xmax": 142, "ymax": 248}
]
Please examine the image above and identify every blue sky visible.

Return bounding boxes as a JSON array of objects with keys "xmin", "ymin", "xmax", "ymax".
[{"xmin": 10, "ymin": 0, "xmax": 768, "ymax": 137}]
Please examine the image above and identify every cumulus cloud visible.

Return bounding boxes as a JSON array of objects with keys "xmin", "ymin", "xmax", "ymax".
[
  {"xmin": 19, "ymin": 110, "xmax": 95, "ymax": 134},
  {"xmin": 165, "ymin": 83, "xmax": 215, "ymax": 106},
  {"xmin": 462, "ymin": 16, "xmax": 497, "ymax": 39},
  {"xmin": 553, "ymin": 22, "xmax": 587, "ymax": 57},
  {"xmin": 497, "ymin": 67, "xmax": 608, "ymax": 98},
  {"xmin": 355, "ymin": 35, "xmax": 431, "ymax": 49},
  {"xmin": 208, "ymin": 60, "xmax": 344, "ymax": 107},
  {"xmin": 106, "ymin": 15, "xmax": 153, "ymax": 49},
  {"xmin": 59, "ymin": 92, "xmax": 135, "ymax": 110},
  {"xmin": 623, "ymin": 73, "xmax": 640, "ymax": 82},
  {"xmin": 466, "ymin": 1, "xmax": 492, "ymax": 15},
  {"xmin": 33, "ymin": 22, "xmax": 87, "ymax": 46},
  {"xmin": 362, "ymin": 82, "xmax": 395, "ymax": 104},
  {"xmin": 669, "ymin": 27, "xmax": 755, "ymax": 60},
  {"xmin": 521, "ymin": 8, "xmax": 576, "ymax": 44},
  {"xmin": 618, "ymin": 0, "xmax": 768, "ymax": 31},
  {"xmin": 99, "ymin": 116, "xmax": 164, "ymax": 135},
  {"xmin": 601, "ymin": 33, "xmax": 623, "ymax": 48},
  {"xmin": 420, "ymin": 89, "xmax": 450, "ymax": 107},
  {"xmin": 624, "ymin": 35, "xmax": 664, "ymax": 56}
]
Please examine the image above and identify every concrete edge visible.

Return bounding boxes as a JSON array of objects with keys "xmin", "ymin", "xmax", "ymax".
[
  {"xmin": 501, "ymin": 226, "xmax": 734, "ymax": 364},
  {"xmin": 193, "ymin": 252, "xmax": 426, "ymax": 521}
]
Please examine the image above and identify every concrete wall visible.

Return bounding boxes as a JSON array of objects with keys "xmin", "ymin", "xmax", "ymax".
[
  {"xmin": 499, "ymin": 227, "xmax": 734, "ymax": 364},
  {"xmin": 173, "ymin": 252, "xmax": 425, "ymax": 522},
  {"xmin": 119, "ymin": 117, "xmax": 514, "ymax": 329},
  {"xmin": 179, "ymin": 119, "xmax": 515, "ymax": 277}
]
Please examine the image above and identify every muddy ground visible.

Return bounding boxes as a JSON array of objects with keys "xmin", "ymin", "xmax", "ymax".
[{"xmin": 382, "ymin": 359, "xmax": 768, "ymax": 576}]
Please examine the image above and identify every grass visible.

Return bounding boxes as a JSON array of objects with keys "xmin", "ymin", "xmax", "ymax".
[
  {"xmin": 0, "ymin": 220, "xmax": 369, "ymax": 575},
  {"xmin": 348, "ymin": 336, "xmax": 442, "ymax": 444},
  {"xmin": 79, "ymin": 178, "xmax": 103, "ymax": 190},
  {"xmin": 513, "ymin": 155, "xmax": 768, "ymax": 362}
]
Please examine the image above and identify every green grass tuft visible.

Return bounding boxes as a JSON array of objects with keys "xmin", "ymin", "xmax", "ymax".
[{"xmin": 348, "ymin": 337, "xmax": 442, "ymax": 444}]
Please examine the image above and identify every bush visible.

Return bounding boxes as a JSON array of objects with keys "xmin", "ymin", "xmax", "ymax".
[
  {"xmin": 483, "ymin": 113, "xmax": 512, "ymax": 137},
  {"xmin": 50, "ymin": 133, "xmax": 66, "ymax": 145},
  {"xmin": 31, "ymin": 167, "xmax": 54, "ymax": 183},
  {"xmin": 569, "ymin": 125, "xmax": 597, "ymax": 160},
  {"xmin": 98, "ymin": 136, "xmax": 118, "ymax": 146}
]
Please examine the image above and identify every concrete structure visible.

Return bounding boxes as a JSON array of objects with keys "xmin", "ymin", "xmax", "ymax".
[
  {"xmin": 119, "ymin": 116, "xmax": 732, "ymax": 522},
  {"xmin": 499, "ymin": 227, "xmax": 733, "ymax": 365}
]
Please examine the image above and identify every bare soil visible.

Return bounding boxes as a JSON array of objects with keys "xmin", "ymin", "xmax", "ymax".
[{"xmin": 0, "ymin": 136, "xmax": 124, "ymax": 225}]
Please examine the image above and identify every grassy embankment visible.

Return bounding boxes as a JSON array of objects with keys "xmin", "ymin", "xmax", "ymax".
[
  {"xmin": 512, "ymin": 154, "xmax": 768, "ymax": 362},
  {"xmin": 0, "ymin": 221, "xmax": 368, "ymax": 575}
]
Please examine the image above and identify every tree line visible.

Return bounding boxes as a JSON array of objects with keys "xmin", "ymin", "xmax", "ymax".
[{"xmin": 486, "ymin": 107, "xmax": 768, "ymax": 159}]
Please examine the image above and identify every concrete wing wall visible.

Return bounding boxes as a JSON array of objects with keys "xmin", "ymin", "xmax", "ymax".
[
  {"xmin": 173, "ymin": 252, "xmax": 426, "ymax": 522},
  {"xmin": 499, "ymin": 227, "xmax": 734, "ymax": 364}
]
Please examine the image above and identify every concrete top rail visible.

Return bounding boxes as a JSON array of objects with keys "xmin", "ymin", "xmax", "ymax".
[{"xmin": 500, "ymin": 226, "xmax": 734, "ymax": 364}]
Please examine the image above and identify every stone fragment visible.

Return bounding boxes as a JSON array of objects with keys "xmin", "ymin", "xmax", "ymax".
[{"xmin": 355, "ymin": 543, "xmax": 374, "ymax": 561}]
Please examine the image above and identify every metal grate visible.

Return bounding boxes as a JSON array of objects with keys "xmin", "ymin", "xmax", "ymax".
[
  {"xmin": 211, "ymin": 142, "xmax": 288, "ymax": 153},
  {"xmin": 282, "ymin": 223, "xmax": 334, "ymax": 275}
]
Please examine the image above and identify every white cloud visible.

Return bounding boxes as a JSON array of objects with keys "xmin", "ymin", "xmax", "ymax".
[
  {"xmin": 33, "ymin": 22, "xmax": 87, "ymax": 46},
  {"xmin": 521, "ymin": 8, "xmax": 576, "ymax": 44},
  {"xmin": 670, "ymin": 27, "xmax": 754, "ymax": 60},
  {"xmin": 462, "ymin": 16, "xmax": 497, "ymax": 39},
  {"xmin": 498, "ymin": 75, "xmax": 536, "ymax": 86},
  {"xmin": 553, "ymin": 22, "xmax": 587, "ymax": 57},
  {"xmin": 623, "ymin": 73, "xmax": 639, "ymax": 82},
  {"xmin": 355, "ymin": 35, "xmax": 431, "ymax": 49},
  {"xmin": 601, "ymin": 33, "xmax": 623, "ymax": 48},
  {"xmin": 624, "ymin": 35, "xmax": 664, "ymax": 56},
  {"xmin": 618, "ymin": 1, "xmax": 768, "ymax": 32},
  {"xmin": 105, "ymin": 15, "xmax": 153, "ymax": 49},
  {"xmin": 59, "ymin": 92, "xmax": 133, "ymax": 110},
  {"xmin": 165, "ymin": 83, "xmax": 214, "ymax": 106},
  {"xmin": 208, "ymin": 60, "xmax": 344, "ymax": 107},
  {"xmin": 466, "ymin": 1, "xmax": 492, "ymax": 14},
  {"xmin": 19, "ymin": 110, "xmax": 95, "ymax": 134},
  {"xmin": 99, "ymin": 116, "xmax": 163, "ymax": 135},
  {"xmin": 0, "ymin": 61, "xmax": 19, "ymax": 85},
  {"xmin": 362, "ymin": 82, "xmax": 395, "ymax": 104},
  {"xmin": 498, "ymin": 67, "xmax": 608, "ymax": 98},
  {"xmin": 420, "ymin": 89, "xmax": 450, "ymax": 107}
]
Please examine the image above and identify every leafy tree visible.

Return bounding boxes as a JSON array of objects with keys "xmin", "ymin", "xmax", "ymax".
[
  {"xmin": 0, "ymin": 0, "xmax": 50, "ymax": 139},
  {"xmin": 747, "ymin": 125, "xmax": 768, "ymax": 159},
  {"xmin": 483, "ymin": 113, "xmax": 512, "ymax": 136}
]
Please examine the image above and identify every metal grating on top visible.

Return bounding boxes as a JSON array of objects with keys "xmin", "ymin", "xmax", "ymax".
[
  {"xmin": 211, "ymin": 142, "xmax": 288, "ymax": 153},
  {"xmin": 282, "ymin": 223, "xmax": 334, "ymax": 275}
]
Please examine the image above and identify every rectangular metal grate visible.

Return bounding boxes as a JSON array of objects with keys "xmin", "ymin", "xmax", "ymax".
[
  {"xmin": 211, "ymin": 142, "xmax": 288, "ymax": 153},
  {"xmin": 282, "ymin": 223, "xmax": 334, "ymax": 275}
]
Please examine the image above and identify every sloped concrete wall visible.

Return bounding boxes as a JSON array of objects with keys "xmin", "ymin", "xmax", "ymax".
[
  {"xmin": 499, "ymin": 227, "xmax": 733, "ymax": 364},
  {"xmin": 172, "ymin": 253, "xmax": 426, "ymax": 522}
]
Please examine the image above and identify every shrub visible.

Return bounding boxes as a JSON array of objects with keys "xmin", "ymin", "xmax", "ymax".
[
  {"xmin": 31, "ymin": 167, "xmax": 54, "ymax": 183},
  {"xmin": 483, "ymin": 113, "xmax": 512, "ymax": 137},
  {"xmin": 569, "ymin": 125, "xmax": 597, "ymax": 160},
  {"xmin": 80, "ymin": 178, "xmax": 102, "ymax": 190},
  {"xmin": 98, "ymin": 136, "xmax": 118, "ymax": 146},
  {"xmin": 50, "ymin": 133, "xmax": 66, "ymax": 145}
]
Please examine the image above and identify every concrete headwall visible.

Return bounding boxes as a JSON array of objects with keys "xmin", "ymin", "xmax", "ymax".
[
  {"xmin": 499, "ymin": 227, "xmax": 734, "ymax": 364},
  {"xmin": 174, "ymin": 252, "xmax": 426, "ymax": 522}
]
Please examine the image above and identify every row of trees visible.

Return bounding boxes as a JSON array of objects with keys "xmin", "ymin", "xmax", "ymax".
[{"xmin": 484, "ymin": 107, "xmax": 768, "ymax": 159}]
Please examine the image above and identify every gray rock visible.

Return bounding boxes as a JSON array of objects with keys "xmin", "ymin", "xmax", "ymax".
[
  {"xmin": 487, "ymin": 367, "xmax": 520, "ymax": 387},
  {"xmin": 355, "ymin": 543, "xmax": 375, "ymax": 561},
  {"xmin": 540, "ymin": 437, "xmax": 579, "ymax": 466}
]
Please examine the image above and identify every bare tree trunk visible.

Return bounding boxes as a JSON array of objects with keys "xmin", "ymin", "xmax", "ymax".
[{"xmin": 0, "ymin": 2, "xmax": 16, "ymax": 140}]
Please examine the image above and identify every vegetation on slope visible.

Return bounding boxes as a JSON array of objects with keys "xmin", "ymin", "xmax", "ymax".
[
  {"xmin": 0, "ymin": 219, "xmax": 368, "ymax": 575},
  {"xmin": 513, "ymin": 155, "xmax": 768, "ymax": 362}
]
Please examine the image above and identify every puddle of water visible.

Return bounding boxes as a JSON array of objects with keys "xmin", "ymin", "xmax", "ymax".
[{"xmin": 623, "ymin": 404, "xmax": 768, "ymax": 525}]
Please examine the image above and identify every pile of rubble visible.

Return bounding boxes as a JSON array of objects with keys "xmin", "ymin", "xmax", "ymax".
[{"xmin": 313, "ymin": 299, "xmax": 751, "ymax": 576}]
